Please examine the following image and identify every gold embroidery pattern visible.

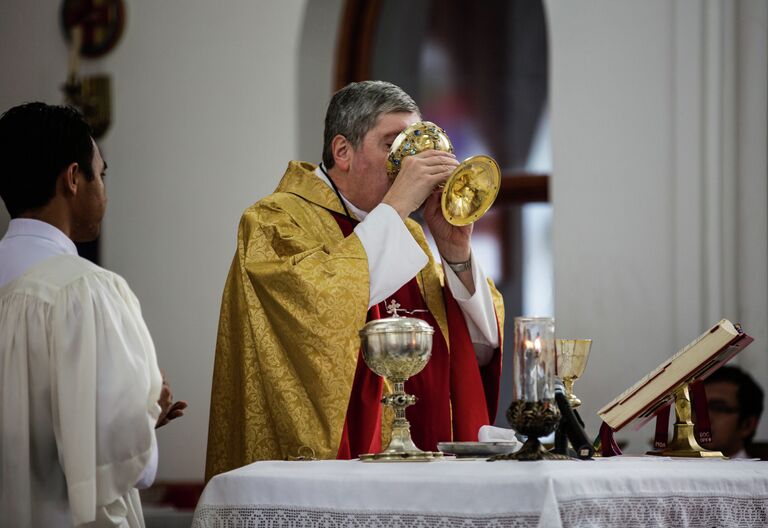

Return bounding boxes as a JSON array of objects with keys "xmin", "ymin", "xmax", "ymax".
[
  {"xmin": 206, "ymin": 162, "xmax": 369, "ymax": 480},
  {"xmin": 205, "ymin": 161, "xmax": 504, "ymax": 480}
]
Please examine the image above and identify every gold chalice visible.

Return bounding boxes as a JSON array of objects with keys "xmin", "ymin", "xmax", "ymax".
[
  {"xmin": 386, "ymin": 121, "xmax": 501, "ymax": 226},
  {"xmin": 555, "ymin": 339, "xmax": 592, "ymax": 409},
  {"xmin": 358, "ymin": 301, "xmax": 442, "ymax": 461}
]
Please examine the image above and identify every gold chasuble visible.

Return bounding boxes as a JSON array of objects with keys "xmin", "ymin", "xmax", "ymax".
[{"xmin": 205, "ymin": 161, "xmax": 504, "ymax": 480}]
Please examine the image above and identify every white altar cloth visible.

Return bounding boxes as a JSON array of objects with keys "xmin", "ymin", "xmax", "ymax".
[{"xmin": 192, "ymin": 456, "xmax": 768, "ymax": 527}]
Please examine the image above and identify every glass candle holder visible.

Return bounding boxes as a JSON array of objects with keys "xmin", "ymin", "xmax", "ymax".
[
  {"xmin": 513, "ymin": 317, "xmax": 556, "ymax": 402},
  {"xmin": 493, "ymin": 316, "xmax": 566, "ymax": 460}
]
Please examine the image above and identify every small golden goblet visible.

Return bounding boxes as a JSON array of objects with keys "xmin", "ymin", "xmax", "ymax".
[
  {"xmin": 386, "ymin": 121, "xmax": 500, "ymax": 226},
  {"xmin": 358, "ymin": 301, "xmax": 441, "ymax": 461},
  {"xmin": 555, "ymin": 339, "xmax": 592, "ymax": 409}
]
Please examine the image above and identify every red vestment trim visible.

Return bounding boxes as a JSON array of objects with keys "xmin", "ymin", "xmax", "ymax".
[
  {"xmin": 653, "ymin": 405, "xmax": 671, "ymax": 449},
  {"xmin": 599, "ymin": 421, "xmax": 623, "ymax": 457},
  {"xmin": 689, "ymin": 380, "xmax": 713, "ymax": 446},
  {"xmin": 331, "ymin": 212, "xmax": 501, "ymax": 458}
]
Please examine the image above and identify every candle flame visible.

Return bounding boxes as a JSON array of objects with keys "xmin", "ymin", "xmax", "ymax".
[{"xmin": 524, "ymin": 338, "xmax": 543, "ymax": 353}]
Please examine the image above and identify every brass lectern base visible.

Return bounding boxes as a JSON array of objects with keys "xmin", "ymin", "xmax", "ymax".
[
  {"xmin": 360, "ymin": 451, "xmax": 443, "ymax": 462},
  {"xmin": 646, "ymin": 383, "xmax": 726, "ymax": 458},
  {"xmin": 646, "ymin": 448, "xmax": 725, "ymax": 458}
]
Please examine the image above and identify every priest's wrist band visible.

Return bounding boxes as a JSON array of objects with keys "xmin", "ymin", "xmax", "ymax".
[{"xmin": 445, "ymin": 256, "xmax": 472, "ymax": 273}]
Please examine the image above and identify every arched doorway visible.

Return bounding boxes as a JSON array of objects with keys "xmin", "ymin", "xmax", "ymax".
[{"xmin": 335, "ymin": 0, "xmax": 553, "ymax": 424}]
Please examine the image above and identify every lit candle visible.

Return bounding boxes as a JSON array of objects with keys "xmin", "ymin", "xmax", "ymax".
[{"xmin": 513, "ymin": 317, "xmax": 555, "ymax": 402}]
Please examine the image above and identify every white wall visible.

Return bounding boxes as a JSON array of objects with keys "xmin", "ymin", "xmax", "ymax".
[
  {"xmin": 101, "ymin": 0, "xmax": 313, "ymax": 481},
  {"xmin": 547, "ymin": 0, "xmax": 768, "ymax": 452},
  {"xmin": 0, "ymin": 0, "xmax": 69, "ymax": 230},
  {"xmin": 0, "ymin": 0, "xmax": 344, "ymax": 480}
]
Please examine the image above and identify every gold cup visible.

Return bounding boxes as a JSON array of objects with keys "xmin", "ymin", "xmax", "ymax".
[
  {"xmin": 386, "ymin": 121, "xmax": 501, "ymax": 226},
  {"xmin": 555, "ymin": 339, "xmax": 592, "ymax": 409}
]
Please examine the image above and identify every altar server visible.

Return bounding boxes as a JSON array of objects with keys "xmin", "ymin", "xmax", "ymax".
[{"xmin": 0, "ymin": 102, "xmax": 185, "ymax": 527}]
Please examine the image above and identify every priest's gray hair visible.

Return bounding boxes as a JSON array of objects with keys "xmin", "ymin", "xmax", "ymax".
[{"xmin": 322, "ymin": 80, "xmax": 420, "ymax": 169}]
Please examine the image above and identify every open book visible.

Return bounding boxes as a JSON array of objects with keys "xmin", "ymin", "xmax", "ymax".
[{"xmin": 598, "ymin": 319, "xmax": 753, "ymax": 431}]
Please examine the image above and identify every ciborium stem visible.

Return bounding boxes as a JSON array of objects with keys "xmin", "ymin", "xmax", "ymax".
[
  {"xmin": 359, "ymin": 379, "xmax": 442, "ymax": 461},
  {"xmin": 381, "ymin": 381, "xmax": 421, "ymax": 454}
]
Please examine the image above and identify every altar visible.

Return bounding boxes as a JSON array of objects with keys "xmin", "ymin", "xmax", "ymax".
[{"xmin": 192, "ymin": 456, "xmax": 768, "ymax": 528}]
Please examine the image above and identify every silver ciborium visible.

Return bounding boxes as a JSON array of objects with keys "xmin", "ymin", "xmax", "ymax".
[{"xmin": 358, "ymin": 301, "xmax": 442, "ymax": 461}]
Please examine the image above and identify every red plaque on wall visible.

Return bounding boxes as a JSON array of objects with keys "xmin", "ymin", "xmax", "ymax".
[{"xmin": 61, "ymin": 0, "xmax": 126, "ymax": 58}]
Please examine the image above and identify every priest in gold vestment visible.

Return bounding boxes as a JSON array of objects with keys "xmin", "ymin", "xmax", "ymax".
[{"xmin": 206, "ymin": 81, "xmax": 504, "ymax": 480}]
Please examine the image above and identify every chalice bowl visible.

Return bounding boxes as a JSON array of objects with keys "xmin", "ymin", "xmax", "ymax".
[
  {"xmin": 358, "ymin": 301, "xmax": 442, "ymax": 461},
  {"xmin": 387, "ymin": 121, "xmax": 500, "ymax": 226},
  {"xmin": 492, "ymin": 317, "xmax": 568, "ymax": 461},
  {"xmin": 555, "ymin": 339, "xmax": 592, "ymax": 409}
]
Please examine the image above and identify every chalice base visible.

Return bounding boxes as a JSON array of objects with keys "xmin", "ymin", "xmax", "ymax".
[
  {"xmin": 359, "ymin": 450, "xmax": 443, "ymax": 462},
  {"xmin": 566, "ymin": 393, "xmax": 582, "ymax": 409},
  {"xmin": 489, "ymin": 436, "xmax": 570, "ymax": 461}
]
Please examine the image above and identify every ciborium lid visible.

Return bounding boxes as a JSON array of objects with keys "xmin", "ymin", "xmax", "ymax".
[
  {"xmin": 359, "ymin": 315, "xmax": 435, "ymax": 336},
  {"xmin": 359, "ymin": 301, "xmax": 434, "ymax": 382}
]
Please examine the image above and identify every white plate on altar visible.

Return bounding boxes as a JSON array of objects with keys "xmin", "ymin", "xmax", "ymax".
[{"xmin": 437, "ymin": 441, "xmax": 520, "ymax": 457}]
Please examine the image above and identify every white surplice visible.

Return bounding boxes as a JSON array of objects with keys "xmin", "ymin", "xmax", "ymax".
[{"xmin": 0, "ymin": 221, "xmax": 162, "ymax": 527}]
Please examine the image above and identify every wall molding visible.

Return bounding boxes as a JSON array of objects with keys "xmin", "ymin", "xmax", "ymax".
[{"xmin": 673, "ymin": 0, "xmax": 768, "ymax": 439}]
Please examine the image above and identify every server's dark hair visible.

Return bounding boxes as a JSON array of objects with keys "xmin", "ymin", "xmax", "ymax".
[{"xmin": 0, "ymin": 102, "xmax": 94, "ymax": 217}]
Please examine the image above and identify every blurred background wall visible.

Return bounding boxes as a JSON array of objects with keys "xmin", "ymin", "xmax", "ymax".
[{"xmin": 0, "ymin": 0, "xmax": 765, "ymax": 479}]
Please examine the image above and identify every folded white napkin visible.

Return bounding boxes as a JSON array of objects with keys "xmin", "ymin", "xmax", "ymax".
[{"xmin": 478, "ymin": 425, "xmax": 522, "ymax": 444}]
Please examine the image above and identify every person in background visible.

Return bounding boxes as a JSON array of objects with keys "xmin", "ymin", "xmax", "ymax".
[
  {"xmin": 0, "ymin": 102, "xmax": 187, "ymax": 527},
  {"xmin": 704, "ymin": 365, "xmax": 764, "ymax": 458}
]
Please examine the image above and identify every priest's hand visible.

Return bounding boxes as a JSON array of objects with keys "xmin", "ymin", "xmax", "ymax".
[
  {"xmin": 423, "ymin": 190, "xmax": 475, "ymax": 294},
  {"xmin": 381, "ymin": 150, "xmax": 458, "ymax": 219},
  {"xmin": 156, "ymin": 375, "xmax": 188, "ymax": 428}
]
